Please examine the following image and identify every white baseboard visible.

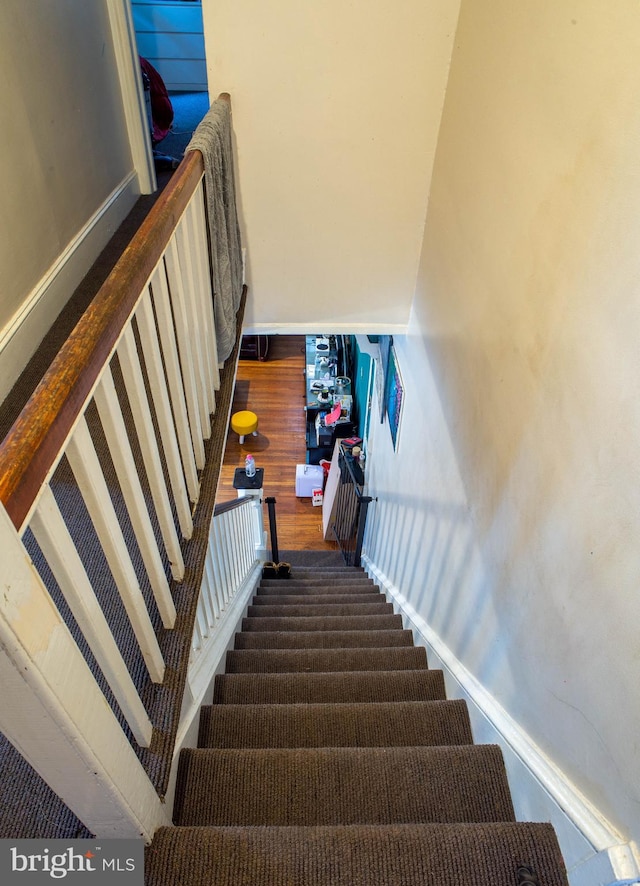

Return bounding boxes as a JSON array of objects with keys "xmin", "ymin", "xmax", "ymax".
[
  {"xmin": 0, "ymin": 172, "xmax": 139, "ymax": 404},
  {"xmin": 362, "ymin": 555, "xmax": 640, "ymax": 886}
]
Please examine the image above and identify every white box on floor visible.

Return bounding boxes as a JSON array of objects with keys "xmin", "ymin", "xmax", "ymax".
[{"xmin": 295, "ymin": 463, "xmax": 324, "ymax": 497}]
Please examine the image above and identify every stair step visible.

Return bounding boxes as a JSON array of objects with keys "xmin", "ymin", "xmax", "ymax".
[
  {"xmin": 246, "ymin": 602, "xmax": 394, "ymax": 618},
  {"xmin": 224, "ymin": 646, "xmax": 428, "ymax": 673},
  {"xmin": 256, "ymin": 584, "xmax": 380, "ymax": 596},
  {"xmin": 241, "ymin": 614, "xmax": 403, "ymax": 632},
  {"xmin": 234, "ymin": 629, "xmax": 415, "ymax": 649},
  {"xmin": 251, "ymin": 593, "xmax": 385, "ymax": 606},
  {"xmin": 198, "ymin": 700, "xmax": 473, "ymax": 748},
  {"xmin": 260, "ymin": 577, "xmax": 375, "ymax": 587},
  {"xmin": 174, "ymin": 745, "xmax": 515, "ymax": 826},
  {"xmin": 262, "ymin": 566, "xmax": 373, "ymax": 584},
  {"xmin": 147, "ymin": 822, "xmax": 569, "ymax": 886},
  {"xmin": 213, "ymin": 669, "xmax": 447, "ymax": 704},
  {"xmin": 286, "ymin": 565, "xmax": 366, "ymax": 573}
]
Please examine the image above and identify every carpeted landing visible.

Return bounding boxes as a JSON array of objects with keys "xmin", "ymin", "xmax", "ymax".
[{"xmin": 145, "ymin": 566, "xmax": 569, "ymax": 886}]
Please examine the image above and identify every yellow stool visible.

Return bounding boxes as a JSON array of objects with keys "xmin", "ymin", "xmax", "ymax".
[{"xmin": 231, "ymin": 410, "xmax": 259, "ymax": 444}]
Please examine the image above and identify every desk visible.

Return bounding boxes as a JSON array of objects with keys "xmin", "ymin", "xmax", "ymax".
[
  {"xmin": 304, "ymin": 335, "xmax": 353, "ymax": 462},
  {"xmin": 304, "ymin": 335, "xmax": 351, "ymax": 411}
]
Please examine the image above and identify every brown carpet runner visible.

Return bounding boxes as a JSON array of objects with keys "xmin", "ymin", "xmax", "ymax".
[
  {"xmin": 212, "ymin": 669, "xmax": 448, "ymax": 705},
  {"xmin": 240, "ymin": 614, "xmax": 404, "ymax": 631},
  {"xmin": 145, "ymin": 564, "xmax": 569, "ymax": 885},
  {"xmin": 233, "ymin": 628, "xmax": 415, "ymax": 648},
  {"xmin": 224, "ymin": 646, "xmax": 427, "ymax": 673}
]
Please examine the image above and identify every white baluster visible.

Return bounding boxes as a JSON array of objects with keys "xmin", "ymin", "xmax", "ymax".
[
  {"xmin": 66, "ymin": 417, "xmax": 165, "ymax": 683},
  {"xmin": 208, "ymin": 526, "xmax": 226, "ymax": 614},
  {"xmin": 185, "ymin": 194, "xmax": 217, "ymax": 409},
  {"xmin": 164, "ymin": 240, "xmax": 206, "ymax": 467},
  {"xmin": 211, "ymin": 517, "xmax": 231, "ymax": 606},
  {"xmin": 220, "ymin": 514, "xmax": 237, "ymax": 601},
  {"xmin": 176, "ymin": 204, "xmax": 214, "ymax": 423},
  {"xmin": 94, "ymin": 367, "xmax": 176, "ymax": 629},
  {"xmin": 30, "ymin": 486, "xmax": 153, "ymax": 747},
  {"xmin": 134, "ymin": 288, "xmax": 195, "ymax": 533},
  {"xmin": 149, "ymin": 262, "xmax": 201, "ymax": 501},
  {"xmin": 204, "ymin": 545, "xmax": 220, "ymax": 621},
  {"xmin": 192, "ymin": 181, "xmax": 220, "ymax": 391},
  {"xmin": 117, "ymin": 321, "xmax": 188, "ymax": 570},
  {"xmin": 199, "ymin": 551, "xmax": 217, "ymax": 628}
]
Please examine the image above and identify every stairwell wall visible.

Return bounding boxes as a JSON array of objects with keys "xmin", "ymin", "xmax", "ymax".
[
  {"xmin": 0, "ymin": 0, "xmax": 142, "ymax": 402},
  {"xmin": 201, "ymin": 0, "xmax": 460, "ymax": 337},
  {"xmin": 364, "ymin": 1, "xmax": 640, "ymax": 881}
]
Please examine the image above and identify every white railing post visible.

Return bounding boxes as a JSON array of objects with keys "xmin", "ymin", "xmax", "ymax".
[
  {"xmin": 250, "ymin": 494, "xmax": 266, "ymax": 552},
  {"xmin": 0, "ymin": 506, "xmax": 170, "ymax": 839}
]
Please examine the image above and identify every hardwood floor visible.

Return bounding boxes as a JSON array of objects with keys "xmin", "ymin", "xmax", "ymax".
[{"xmin": 215, "ymin": 335, "xmax": 341, "ymax": 554}]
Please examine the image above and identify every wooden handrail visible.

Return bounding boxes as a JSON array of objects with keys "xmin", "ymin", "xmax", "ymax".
[{"xmin": 0, "ymin": 94, "xmax": 229, "ymax": 531}]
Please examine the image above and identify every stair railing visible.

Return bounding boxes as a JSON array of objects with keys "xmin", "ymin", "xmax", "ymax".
[
  {"xmin": 330, "ymin": 444, "xmax": 373, "ymax": 567},
  {"xmin": 0, "ymin": 98, "xmax": 231, "ymax": 839},
  {"xmin": 264, "ymin": 496, "xmax": 280, "ymax": 564},
  {"xmin": 187, "ymin": 495, "xmax": 264, "ymax": 704}
]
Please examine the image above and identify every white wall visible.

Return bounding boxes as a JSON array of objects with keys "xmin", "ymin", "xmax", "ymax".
[
  {"xmin": 201, "ymin": 0, "xmax": 460, "ymax": 335},
  {"xmin": 0, "ymin": 0, "xmax": 138, "ymax": 398},
  {"xmin": 364, "ymin": 0, "xmax": 640, "ymax": 877}
]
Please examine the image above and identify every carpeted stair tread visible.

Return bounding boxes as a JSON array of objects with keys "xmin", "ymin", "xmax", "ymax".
[
  {"xmin": 251, "ymin": 593, "xmax": 386, "ymax": 606},
  {"xmin": 287, "ymin": 565, "xmax": 367, "ymax": 573},
  {"xmin": 146, "ymin": 822, "xmax": 569, "ymax": 886},
  {"xmin": 256, "ymin": 584, "xmax": 381, "ymax": 596},
  {"xmin": 241, "ymin": 614, "xmax": 403, "ymax": 632},
  {"xmin": 213, "ymin": 669, "xmax": 447, "ymax": 704},
  {"xmin": 260, "ymin": 577, "xmax": 376, "ymax": 588},
  {"xmin": 198, "ymin": 700, "xmax": 473, "ymax": 748},
  {"xmin": 246, "ymin": 602, "xmax": 394, "ymax": 618},
  {"xmin": 173, "ymin": 745, "xmax": 515, "ymax": 826},
  {"xmin": 234, "ymin": 629, "xmax": 415, "ymax": 649},
  {"xmin": 224, "ymin": 646, "xmax": 428, "ymax": 673}
]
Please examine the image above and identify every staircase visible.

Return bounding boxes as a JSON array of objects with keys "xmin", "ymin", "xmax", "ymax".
[{"xmin": 145, "ymin": 565, "xmax": 569, "ymax": 885}]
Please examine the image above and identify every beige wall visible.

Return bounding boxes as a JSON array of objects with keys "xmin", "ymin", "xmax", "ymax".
[
  {"xmin": 0, "ymin": 0, "xmax": 134, "ymax": 388},
  {"xmin": 202, "ymin": 0, "xmax": 460, "ymax": 334},
  {"xmin": 366, "ymin": 0, "xmax": 640, "ymax": 861}
]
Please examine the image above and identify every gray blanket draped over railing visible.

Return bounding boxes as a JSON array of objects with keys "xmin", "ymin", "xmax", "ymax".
[{"xmin": 186, "ymin": 97, "xmax": 243, "ymax": 363}]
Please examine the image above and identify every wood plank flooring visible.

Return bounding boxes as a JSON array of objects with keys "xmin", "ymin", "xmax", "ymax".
[{"xmin": 215, "ymin": 335, "xmax": 341, "ymax": 553}]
